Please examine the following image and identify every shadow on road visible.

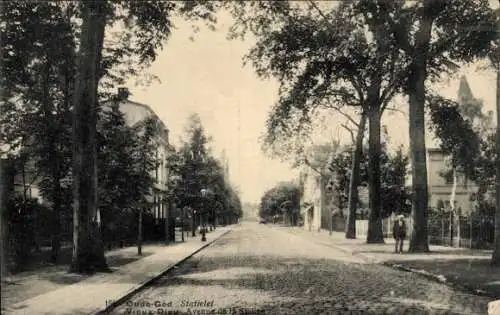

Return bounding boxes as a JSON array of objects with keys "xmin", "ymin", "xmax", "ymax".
[{"xmin": 136, "ymin": 252, "xmax": 488, "ymax": 315}]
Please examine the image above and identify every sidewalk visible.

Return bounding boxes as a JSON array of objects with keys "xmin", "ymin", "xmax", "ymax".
[
  {"xmin": 1, "ymin": 227, "xmax": 231, "ymax": 315},
  {"xmin": 274, "ymin": 226, "xmax": 500, "ymax": 299}
]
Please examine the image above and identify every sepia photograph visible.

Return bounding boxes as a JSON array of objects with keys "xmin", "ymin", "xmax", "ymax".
[{"xmin": 1, "ymin": 1, "xmax": 499, "ymax": 314}]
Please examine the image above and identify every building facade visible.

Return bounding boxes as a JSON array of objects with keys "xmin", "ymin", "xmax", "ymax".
[
  {"xmin": 299, "ymin": 166, "xmax": 325, "ymax": 232},
  {"xmin": 426, "ymin": 148, "xmax": 476, "ymax": 215},
  {"xmin": 105, "ymin": 87, "xmax": 171, "ymax": 223},
  {"xmin": 426, "ymin": 75, "xmax": 481, "ymax": 215}
]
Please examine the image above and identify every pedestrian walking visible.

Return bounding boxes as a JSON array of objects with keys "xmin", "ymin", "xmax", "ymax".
[{"xmin": 393, "ymin": 214, "xmax": 407, "ymax": 254}]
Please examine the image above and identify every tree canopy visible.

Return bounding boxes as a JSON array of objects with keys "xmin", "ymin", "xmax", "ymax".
[
  {"xmin": 259, "ymin": 181, "xmax": 301, "ymax": 222},
  {"xmin": 166, "ymin": 114, "xmax": 242, "ymax": 223}
]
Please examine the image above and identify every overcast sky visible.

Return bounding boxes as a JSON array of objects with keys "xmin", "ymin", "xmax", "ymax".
[{"xmin": 125, "ymin": 4, "xmax": 498, "ymax": 204}]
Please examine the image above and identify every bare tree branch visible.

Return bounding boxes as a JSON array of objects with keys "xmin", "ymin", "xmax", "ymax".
[
  {"xmin": 340, "ymin": 124, "xmax": 356, "ymax": 143},
  {"xmin": 348, "ymin": 75, "xmax": 367, "ymax": 107},
  {"xmin": 307, "ymin": 0, "xmax": 330, "ymax": 23},
  {"xmin": 314, "ymin": 87, "xmax": 361, "ymax": 107},
  {"xmin": 328, "ymin": 106, "xmax": 360, "ymax": 128},
  {"xmin": 385, "ymin": 106, "xmax": 408, "ymax": 117},
  {"xmin": 304, "ymin": 157, "xmax": 326, "ymax": 177},
  {"xmin": 380, "ymin": 49, "xmax": 399, "ymax": 103},
  {"xmin": 341, "ymin": 123, "xmax": 356, "ymax": 143}
]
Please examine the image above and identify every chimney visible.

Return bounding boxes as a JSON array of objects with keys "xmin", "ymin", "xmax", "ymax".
[{"xmin": 117, "ymin": 87, "xmax": 130, "ymax": 101}]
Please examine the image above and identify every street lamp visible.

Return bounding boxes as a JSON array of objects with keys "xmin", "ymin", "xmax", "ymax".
[
  {"xmin": 200, "ymin": 188, "xmax": 208, "ymax": 242},
  {"xmin": 192, "ymin": 208, "xmax": 197, "ymax": 237}
]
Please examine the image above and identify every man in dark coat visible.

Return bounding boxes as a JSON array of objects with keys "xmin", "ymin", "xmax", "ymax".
[{"xmin": 393, "ymin": 214, "xmax": 407, "ymax": 253}]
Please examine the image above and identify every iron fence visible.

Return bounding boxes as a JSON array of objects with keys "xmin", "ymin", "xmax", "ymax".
[
  {"xmin": 354, "ymin": 209, "xmax": 494, "ymax": 250},
  {"xmin": 427, "ymin": 208, "xmax": 494, "ymax": 249}
]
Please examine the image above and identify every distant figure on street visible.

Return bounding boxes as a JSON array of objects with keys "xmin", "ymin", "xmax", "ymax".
[{"xmin": 393, "ymin": 214, "xmax": 407, "ymax": 254}]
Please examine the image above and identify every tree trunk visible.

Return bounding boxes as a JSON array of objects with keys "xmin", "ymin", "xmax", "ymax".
[
  {"xmin": 0, "ymin": 0, "xmax": 8, "ymax": 279},
  {"xmin": 42, "ymin": 59, "xmax": 62, "ymax": 262},
  {"xmin": 408, "ymin": 84, "xmax": 431, "ymax": 252},
  {"xmin": 492, "ymin": 58, "xmax": 500, "ymax": 265},
  {"xmin": 366, "ymin": 105, "xmax": 384, "ymax": 243},
  {"xmin": 407, "ymin": 10, "xmax": 434, "ymax": 253},
  {"xmin": 50, "ymin": 180, "xmax": 62, "ymax": 262},
  {"xmin": 69, "ymin": 1, "xmax": 109, "ymax": 273},
  {"xmin": 345, "ymin": 113, "xmax": 367, "ymax": 239},
  {"xmin": 1, "ymin": 158, "xmax": 16, "ymax": 278},
  {"xmin": 138, "ymin": 207, "xmax": 143, "ymax": 255}
]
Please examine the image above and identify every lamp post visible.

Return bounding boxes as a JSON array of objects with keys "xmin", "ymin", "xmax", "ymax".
[
  {"xmin": 200, "ymin": 188, "xmax": 208, "ymax": 242},
  {"xmin": 191, "ymin": 208, "xmax": 196, "ymax": 237}
]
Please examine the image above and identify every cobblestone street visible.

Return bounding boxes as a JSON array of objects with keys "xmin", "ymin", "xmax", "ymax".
[{"xmin": 113, "ymin": 222, "xmax": 492, "ymax": 315}]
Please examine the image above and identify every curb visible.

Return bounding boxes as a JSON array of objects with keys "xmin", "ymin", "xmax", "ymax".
[
  {"xmin": 330, "ymin": 242, "xmax": 498, "ymax": 299},
  {"xmin": 383, "ymin": 262, "xmax": 497, "ymax": 299},
  {"xmin": 277, "ymin": 227, "xmax": 498, "ymax": 300},
  {"xmin": 94, "ymin": 228, "xmax": 232, "ymax": 315},
  {"xmin": 330, "ymin": 241, "xmax": 498, "ymax": 299}
]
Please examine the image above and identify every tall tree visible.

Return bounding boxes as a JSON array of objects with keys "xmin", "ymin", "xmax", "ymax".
[
  {"xmin": 2, "ymin": 1, "xmax": 221, "ymax": 272},
  {"xmin": 97, "ymin": 100, "xmax": 140, "ymax": 246},
  {"xmin": 389, "ymin": 0, "xmax": 497, "ymax": 252},
  {"xmin": 132, "ymin": 116, "xmax": 161, "ymax": 256},
  {"xmin": 1, "ymin": 1, "xmax": 77, "ymax": 262},
  {"xmin": 168, "ymin": 114, "xmax": 210, "ymax": 234},
  {"xmin": 70, "ymin": 1, "xmax": 110, "ymax": 272},
  {"xmin": 36, "ymin": 4, "xmax": 75, "ymax": 262},
  {"xmin": 184, "ymin": 113, "xmax": 210, "ymax": 210},
  {"xmin": 345, "ymin": 113, "xmax": 367, "ymax": 238},
  {"xmin": 68, "ymin": 0, "xmax": 220, "ymax": 272},
  {"xmin": 167, "ymin": 114, "xmax": 241, "ymax": 229},
  {"xmin": 229, "ymin": 1, "xmax": 410, "ymax": 243}
]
